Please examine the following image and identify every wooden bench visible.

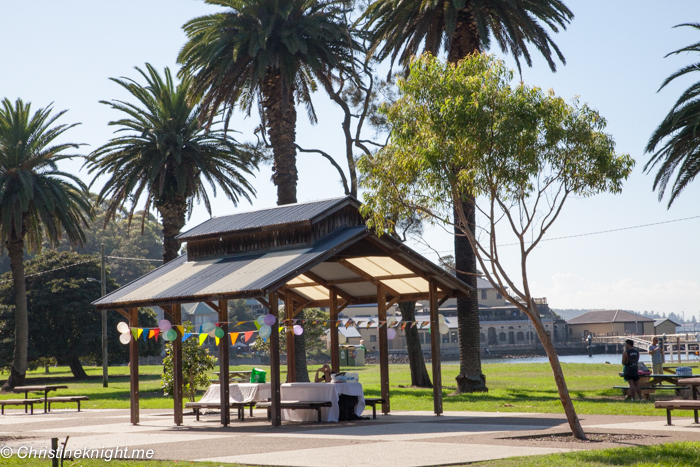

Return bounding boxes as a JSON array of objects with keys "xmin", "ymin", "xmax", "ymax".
[
  {"xmin": 184, "ymin": 401, "xmax": 257, "ymax": 421},
  {"xmin": 613, "ymin": 386, "xmax": 686, "ymax": 400},
  {"xmin": 46, "ymin": 396, "xmax": 89, "ymax": 412},
  {"xmin": 364, "ymin": 397, "xmax": 386, "ymax": 419},
  {"xmin": 257, "ymin": 401, "xmax": 333, "ymax": 423},
  {"xmin": 0, "ymin": 399, "xmax": 42, "ymax": 415},
  {"xmin": 654, "ymin": 399, "xmax": 700, "ymax": 425}
]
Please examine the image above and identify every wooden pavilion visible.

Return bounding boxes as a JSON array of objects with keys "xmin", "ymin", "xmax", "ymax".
[{"xmin": 93, "ymin": 196, "xmax": 472, "ymax": 427}]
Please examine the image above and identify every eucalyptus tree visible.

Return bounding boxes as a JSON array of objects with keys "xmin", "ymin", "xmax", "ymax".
[
  {"xmin": 0, "ymin": 98, "xmax": 91, "ymax": 389},
  {"xmin": 85, "ymin": 64, "xmax": 259, "ymax": 264},
  {"xmin": 361, "ymin": 0, "xmax": 573, "ymax": 393},
  {"xmin": 178, "ymin": 0, "xmax": 358, "ymax": 381},
  {"xmin": 646, "ymin": 23, "xmax": 700, "ymax": 206}
]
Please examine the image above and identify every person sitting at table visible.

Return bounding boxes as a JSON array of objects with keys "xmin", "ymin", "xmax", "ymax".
[
  {"xmin": 648, "ymin": 337, "xmax": 663, "ymax": 375},
  {"xmin": 622, "ymin": 339, "xmax": 642, "ymax": 401}
]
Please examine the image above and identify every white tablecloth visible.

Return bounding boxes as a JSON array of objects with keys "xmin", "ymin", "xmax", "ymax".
[
  {"xmin": 280, "ymin": 382, "xmax": 365, "ymax": 422},
  {"xmin": 199, "ymin": 383, "xmax": 271, "ymax": 404}
]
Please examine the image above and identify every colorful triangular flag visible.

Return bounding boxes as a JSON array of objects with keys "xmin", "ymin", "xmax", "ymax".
[
  {"xmin": 199, "ymin": 334, "xmax": 208, "ymax": 346},
  {"xmin": 175, "ymin": 325, "xmax": 184, "ymax": 335},
  {"xmin": 244, "ymin": 331, "xmax": 254, "ymax": 342},
  {"xmin": 182, "ymin": 332, "xmax": 192, "ymax": 342},
  {"xmin": 230, "ymin": 332, "xmax": 239, "ymax": 345},
  {"xmin": 148, "ymin": 329, "xmax": 155, "ymax": 339},
  {"xmin": 154, "ymin": 329, "xmax": 160, "ymax": 341},
  {"xmin": 215, "ymin": 336, "xmax": 220, "ymax": 346}
]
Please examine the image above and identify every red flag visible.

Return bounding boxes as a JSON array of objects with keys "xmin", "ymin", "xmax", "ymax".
[
  {"xmin": 154, "ymin": 329, "xmax": 160, "ymax": 341},
  {"xmin": 244, "ymin": 331, "xmax": 254, "ymax": 342}
]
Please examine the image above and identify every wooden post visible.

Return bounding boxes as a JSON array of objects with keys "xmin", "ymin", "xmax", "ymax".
[
  {"xmin": 677, "ymin": 336, "xmax": 682, "ymax": 363},
  {"xmin": 329, "ymin": 287, "xmax": 340, "ymax": 374},
  {"xmin": 285, "ymin": 291, "xmax": 296, "ymax": 382},
  {"xmin": 269, "ymin": 290, "xmax": 282, "ymax": 426},
  {"xmin": 218, "ymin": 300, "xmax": 230, "ymax": 426},
  {"xmin": 377, "ymin": 284, "xmax": 390, "ymax": 414},
  {"xmin": 129, "ymin": 307, "xmax": 139, "ymax": 425},
  {"xmin": 173, "ymin": 304, "xmax": 183, "ymax": 426},
  {"xmin": 429, "ymin": 281, "xmax": 443, "ymax": 415}
]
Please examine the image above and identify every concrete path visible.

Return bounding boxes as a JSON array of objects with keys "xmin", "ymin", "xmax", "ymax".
[{"xmin": 0, "ymin": 408, "xmax": 697, "ymax": 466}]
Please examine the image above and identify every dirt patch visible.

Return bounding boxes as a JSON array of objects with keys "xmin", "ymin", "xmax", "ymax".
[
  {"xmin": 0, "ymin": 436, "xmax": 25, "ymax": 442},
  {"xmin": 509, "ymin": 433, "xmax": 665, "ymax": 443}
]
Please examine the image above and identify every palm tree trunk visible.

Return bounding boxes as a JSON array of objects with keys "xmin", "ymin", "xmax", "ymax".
[
  {"xmin": 452, "ymin": 201, "xmax": 487, "ymax": 393},
  {"xmin": 262, "ymin": 67, "xmax": 309, "ymax": 381},
  {"xmin": 65, "ymin": 355, "xmax": 88, "ymax": 380},
  {"xmin": 447, "ymin": 7, "xmax": 487, "ymax": 393},
  {"xmin": 1, "ymin": 234, "xmax": 28, "ymax": 391},
  {"xmin": 159, "ymin": 196, "xmax": 188, "ymax": 264},
  {"xmin": 398, "ymin": 301, "xmax": 432, "ymax": 387}
]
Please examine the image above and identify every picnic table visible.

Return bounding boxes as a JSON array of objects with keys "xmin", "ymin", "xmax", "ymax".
[
  {"xmin": 616, "ymin": 373, "xmax": 689, "ymax": 400},
  {"xmin": 13, "ymin": 385, "xmax": 68, "ymax": 414}
]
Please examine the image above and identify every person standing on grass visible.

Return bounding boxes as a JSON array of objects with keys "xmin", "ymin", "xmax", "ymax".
[
  {"xmin": 648, "ymin": 337, "xmax": 664, "ymax": 375},
  {"xmin": 622, "ymin": 339, "xmax": 642, "ymax": 401}
]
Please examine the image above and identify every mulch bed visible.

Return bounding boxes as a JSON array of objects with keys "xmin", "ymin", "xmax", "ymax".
[{"xmin": 512, "ymin": 433, "xmax": 664, "ymax": 443}]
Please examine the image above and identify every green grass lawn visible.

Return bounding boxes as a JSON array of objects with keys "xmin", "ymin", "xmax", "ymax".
[
  {"xmin": 3, "ymin": 442, "xmax": 700, "ymax": 467},
  {"xmin": 0, "ymin": 361, "xmax": 695, "ymax": 417}
]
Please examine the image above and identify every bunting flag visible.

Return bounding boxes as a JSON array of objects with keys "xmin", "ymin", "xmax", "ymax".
[
  {"xmin": 148, "ymin": 329, "xmax": 155, "ymax": 339},
  {"xmin": 400, "ymin": 322, "xmax": 407, "ymax": 331},
  {"xmin": 175, "ymin": 325, "xmax": 184, "ymax": 335},
  {"xmin": 367, "ymin": 320, "xmax": 373, "ymax": 329},
  {"xmin": 182, "ymin": 332, "xmax": 192, "ymax": 342},
  {"xmin": 230, "ymin": 332, "xmax": 239, "ymax": 345},
  {"xmin": 215, "ymin": 336, "xmax": 220, "ymax": 346},
  {"xmin": 244, "ymin": 331, "xmax": 254, "ymax": 342},
  {"xmin": 379, "ymin": 321, "xmax": 386, "ymax": 328},
  {"xmin": 345, "ymin": 319, "xmax": 353, "ymax": 329},
  {"xmin": 236, "ymin": 321, "xmax": 245, "ymax": 327},
  {"xmin": 154, "ymin": 329, "xmax": 160, "ymax": 341},
  {"xmin": 143, "ymin": 329, "xmax": 148, "ymax": 341},
  {"xmin": 279, "ymin": 326, "xmax": 284, "ymax": 333},
  {"xmin": 254, "ymin": 320, "xmax": 261, "ymax": 330},
  {"xmin": 199, "ymin": 325, "xmax": 204, "ymax": 334},
  {"xmin": 199, "ymin": 334, "xmax": 208, "ymax": 346},
  {"xmin": 335, "ymin": 322, "xmax": 341, "ymax": 328}
]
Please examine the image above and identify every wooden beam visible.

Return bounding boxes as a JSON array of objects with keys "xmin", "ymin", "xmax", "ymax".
[
  {"xmin": 172, "ymin": 304, "xmax": 183, "ymax": 426},
  {"xmin": 269, "ymin": 290, "xmax": 282, "ymax": 427},
  {"xmin": 438, "ymin": 292, "xmax": 452, "ymax": 308},
  {"xmin": 337, "ymin": 299, "xmax": 350, "ymax": 314},
  {"xmin": 377, "ymin": 284, "xmax": 390, "ymax": 414},
  {"xmin": 218, "ymin": 300, "xmax": 230, "ymax": 427},
  {"xmin": 295, "ymin": 270, "xmax": 356, "ymax": 303},
  {"xmin": 337, "ymin": 259, "xmax": 402, "ymax": 298},
  {"xmin": 115, "ymin": 308, "xmax": 130, "ymax": 320},
  {"xmin": 280, "ymin": 288, "xmax": 313, "ymax": 318},
  {"xmin": 329, "ymin": 287, "xmax": 340, "ymax": 373},
  {"xmin": 205, "ymin": 301, "xmax": 219, "ymax": 313},
  {"xmin": 386, "ymin": 295, "xmax": 401, "ymax": 310},
  {"xmin": 289, "ymin": 273, "xmax": 419, "ymax": 288},
  {"xmin": 285, "ymin": 291, "xmax": 296, "ymax": 383},
  {"xmin": 129, "ymin": 307, "xmax": 139, "ymax": 425},
  {"xmin": 256, "ymin": 297, "xmax": 270, "ymax": 309},
  {"xmin": 429, "ymin": 280, "xmax": 443, "ymax": 416}
]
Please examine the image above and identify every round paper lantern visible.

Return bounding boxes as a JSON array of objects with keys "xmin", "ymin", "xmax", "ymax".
[
  {"xmin": 119, "ymin": 332, "xmax": 131, "ymax": 344},
  {"xmin": 214, "ymin": 327, "xmax": 225, "ymax": 338},
  {"xmin": 263, "ymin": 314, "xmax": 276, "ymax": 326},
  {"xmin": 164, "ymin": 329, "xmax": 177, "ymax": 341},
  {"xmin": 338, "ymin": 333, "xmax": 347, "ymax": 344},
  {"xmin": 201, "ymin": 322, "xmax": 216, "ymax": 333},
  {"xmin": 438, "ymin": 314, "xmax": 445, "ymax": 324},
  {"xmin": 259, "ymin": 325, "xmax": 272, "ymax": 339},
  {"xmin": 387, "ymin": 328, "xmax": 397, "ymax": 340},
  {"xmin": 158, "ymin": 319, "xmax": 172, "ymax": 332},
  {"xmin": 439, "ymin": 323, "xmax": 449, "ymax": 335},
  {"xmin": 117, "ymin": 322, "xmax": 130, "ymax": 334},
  {"xmin": 293, "ymin": 325, "xmax": 304, "ymax": 336},
  {"xmin": 257, "ymin": 315, "xmax": 266, "ymax": 326}
]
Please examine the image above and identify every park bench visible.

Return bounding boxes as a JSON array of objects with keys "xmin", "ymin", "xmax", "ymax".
[
  {"xmin": 613, "ymin": 385, "xmax": 686, "ymax": 400},
  {"xmin": 654, "ymin": 399, "xmax": 700, "ymax": 425},
  {"xmin": 257, "ymin": 400, "xmax": 333, "ymax": 423},
  {"xmin": 184, "ymin": 401, "xmax": 257, "ymax": 421},
  {"xmin": 364, "ymin": 397, "xmax": 386, "ymax": 419},
  {"xmin": 0, "ymin": 399, "xmax": 42, "ymax": 415},
  {"xmin": 46, "ymin": 396, "xmax": 89, "ymax": 412}
]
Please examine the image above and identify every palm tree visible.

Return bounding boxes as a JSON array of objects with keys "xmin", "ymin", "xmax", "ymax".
[
  {"xmin": 178, "ymin": 0, "xmax": 357, "ymax": 381},
  {"xmin": 361, "ymin": 0, "xmax": 573, "ymax": 395},
  {"xmin": 85, "ymin": 64, "xmax": 259, "ymax": 264},
  {"xmin": 0, "ymin": 98, "xmax": 91, "ymax": 390},
  {"xmin": 645, "ymin": 23, "xmax": 700, "ymax": 206}
]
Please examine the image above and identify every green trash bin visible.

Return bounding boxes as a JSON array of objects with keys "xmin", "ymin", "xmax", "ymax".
[
  {"xmin": 339, "ymin": 345, "xmax": 349, "ymax": 366},
  {"xmin": 346, "ymin": 346, "xmax": 357, "ymax": 366}
]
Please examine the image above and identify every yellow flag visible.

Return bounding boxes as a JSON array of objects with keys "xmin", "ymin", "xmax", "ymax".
[
  {"xmin": 137, "ymin": 328, "xmax": 143, "ymax": 338},
  {"xmin": 215, "ymin": 336, "xmax": 220, "ymax": 346},
  {"xmin": 199, "ymin": 334, "xmax": 207, "ymax": 346},
  {"xmin": 279, "ymin": 326, "xmax": 284, "ymax": 333},
  {"xmin": 175, "ymin": 325, "xmax": 184, "ymax": 335}
]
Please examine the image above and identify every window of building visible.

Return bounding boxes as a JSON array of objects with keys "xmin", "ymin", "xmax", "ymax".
[
  {"xmin": 496, "ymin": 291, "xmax": 503, "ymax": 299},
  {"xmin": 481, "ymin": 289, "xmax": 487, "ymax": 300},
  {"xmin": 451, "ymin": 331, "xmax": 458, "ymax": 343},
  {"xmin": 442, "ymin": 333, "xmax": 449, "ymax": 344},
  {"xmin": 370, "ymin": 335, "xmax": 377, "ymax": 342},
  {"xmin": 499, "ymin": 332, "xmax": 506, "ymax": 342}
]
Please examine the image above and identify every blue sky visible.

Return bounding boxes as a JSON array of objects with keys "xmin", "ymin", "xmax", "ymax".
[{"xmin": 1, "ymin": 1, "xmax": 699, "ymax": 318}]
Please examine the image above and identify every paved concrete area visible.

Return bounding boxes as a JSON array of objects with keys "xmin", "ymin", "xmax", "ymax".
[{"xmin": 0, "ymin": 408, "xmax": 697, "ymax": 466}]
